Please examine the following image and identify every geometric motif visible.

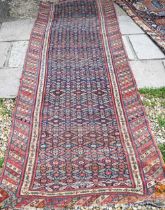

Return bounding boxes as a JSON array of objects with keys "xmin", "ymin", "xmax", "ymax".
[{"xmin": 0, "ymin": 0, "xmax": 164, "ymax": 209}]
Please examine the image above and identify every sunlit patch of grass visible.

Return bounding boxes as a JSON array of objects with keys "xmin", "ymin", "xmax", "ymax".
[
  {"xmin": 161, "ymin": 100, "xmax": 165, "ymax": 108},
  {"xmin": 142, "ymin": 99, "xmax": 157, "ymax": 107}
]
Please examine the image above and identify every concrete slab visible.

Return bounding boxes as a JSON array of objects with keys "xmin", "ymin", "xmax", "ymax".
[
  {"xmin": 114, "ymin": 4, "xmax": 127, "ymax": 16},
  {"xmin": 0, "ymin": 19, "xmax": 35, "ymax": 41},
  {"xmin": 118, "ymin": 16, "xmax": 144, "ymax": 35},
  {"xmin": 9, "ymin": 41, "xmax": 28, "ymax": 68},
  {"xmin": 130, "ymin": 60, "xmax": 165, "ymax": 88},
  {"xmin": 129, "ymin": 34, "xmax": 165, "ymax": 60},
  {"xmin": 0, "ymin": 68, "xmax": 22, "ymax": 98},
  {"xmin": 122, "ymin": 36, "xmax": 136, "ymax": 60},
  {"xmin": 0, "ymin": 42, "xmax": 11, "ymax": 67}
]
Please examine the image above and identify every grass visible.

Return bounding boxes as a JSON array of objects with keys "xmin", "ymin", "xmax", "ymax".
[
  {"xmin": 157, "ymin": 115, "xmax": 165, "ymax": 128},
  {"xmin": 139, "ymin": 87, "xmax": 165, "ymax": 99},
  {"xmin": 0, "ymin": 98, "xmax": 3, "ymax": 107},
  {"xmin": 0, "ymin": 157, "xmax": 4, "ymax": 168},
  {"xmin": 159, "ymin": 144, "xmax": 165, "ymax": 162}
]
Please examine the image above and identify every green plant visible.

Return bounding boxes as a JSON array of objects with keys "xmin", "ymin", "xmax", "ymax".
[
  {"xmin": 159, "ymin": 144, "xmax": 165, "ymax": 162},
  {"xmin": 157, "ymin": 115, "xmax": 165, "ymax": 128},
  {"xmin": 0, "ymin": 157, "xmax": 4, "ymax": 168}
]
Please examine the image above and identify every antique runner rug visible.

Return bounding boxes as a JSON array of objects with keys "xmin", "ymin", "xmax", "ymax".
[
  {"xmin": 0, "ymin": 0, "xmax": 165, "ymax": 209},
  {"xmin": 114, "ymin": 0, "xmax": 165, "ymax": 53}
]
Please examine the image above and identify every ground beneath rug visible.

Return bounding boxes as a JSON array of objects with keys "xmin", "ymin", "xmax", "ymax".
[{"xmin": 0, "ymin": 0, "xmax": 165, "ymax": 209}]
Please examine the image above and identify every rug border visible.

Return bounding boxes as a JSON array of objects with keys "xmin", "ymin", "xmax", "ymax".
[{"xmin": 0, "ymin": 1, "xmax": 54, "ymax": 205}]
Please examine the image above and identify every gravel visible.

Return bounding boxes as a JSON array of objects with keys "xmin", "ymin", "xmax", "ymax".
[
  {"xmin": 0, "ymin": 0, "xmax": 61, "ymax": 20},
  {"xmin": 0, "ymin": 99, "xmax": 15, "ymax": 159},
  {"xmin": 140, "ymin": 95, "xmax": 165, "ymax": 145},
  {"xmin": 9, "ymin": 0, "xmax": 39, "ymax": 19}
]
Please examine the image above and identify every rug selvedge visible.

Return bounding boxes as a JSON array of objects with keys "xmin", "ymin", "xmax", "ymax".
[{"xmin": 0, "ymin": 0, "xmax": 165, "ymax": 209}]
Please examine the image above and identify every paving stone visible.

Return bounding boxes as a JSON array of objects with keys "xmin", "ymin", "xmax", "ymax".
[
  {"xmin": 9, "ymin": 41, "xmax": 28, "ymax": 68},
  {"xmin": 0, "ymin": 19, "xmax": 35, "ymax": 41},
  {"xmin": 0, "ymin": 42, "xmax": 11, "ymax": 67},
  {"xmin": 129, "ymin": 34, "xmax": 165, "ymax": 60},
  {"xmin": 122, "ymin": 36, "xmax": 136, "ymax": 60},
  {"xmin": 130, "ymin": 60, "xmax": 165, "ymax": 88},
  {"xmin": 0, "ymin": 68, "xmax": 22, "ymax": 98},
  {"xmin": 114, "ymin": 3, "xmax": 127, "ymax": 16},
  {"xmin": 118, "ymin": 16, "xmax": 144, "ymax": 35}
]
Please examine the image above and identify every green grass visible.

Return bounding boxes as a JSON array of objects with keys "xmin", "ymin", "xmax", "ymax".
[
  {"xmin": 139, "ymin": 87, "xmax": 165, "ymax": 99},
  {"xmin": 0, "ymin": 98, "xmax": 3, "ymax": 107},
  {"xmin": 157, "ymin": 115, "xmax": 165, "ymax": 128},
  {"xmin": 0, "ymin": 157, "xmax": 4, "ymax": 168},
  {"xmin": 159, "ymin": 144, "xmax": 165, "ymax": 162}
]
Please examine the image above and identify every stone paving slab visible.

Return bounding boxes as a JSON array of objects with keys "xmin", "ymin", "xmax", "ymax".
[
  {"xmin": 0, "ymin": 68, "xmax": 22, "ymax": 98},
  {"xmin": 122, "ymin": 36, "xmax": 136, "ymax": 60},
  {"xmin": 130, "ymin": 60, "xmax": 165, "ymax": 88},
  {"xmin": 8, "ymin": 41, "xmax": 28, "ymax": 68},
  {"xmin": 118, "ymin": 16, "xmax": 144, "ymax": 35},
  {"xmin": 129, "ymin": 34, "xmax": 165, "ymax": 60},
  {"xmin": 0, "ymin": 19, "xmax": 34, "ymax": 41},
  {"xmin": 0, "ymin": 42, "xmax": 11, "ymax": 67}
]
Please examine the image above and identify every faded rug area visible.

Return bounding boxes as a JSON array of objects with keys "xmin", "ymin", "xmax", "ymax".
[
  {"xmin": 0, "ymin": 0, "xmax": 165, "ymax": 209},
  {"xmin": 114, "ymin": 0, "xmax": 165, "ymax": 52}
]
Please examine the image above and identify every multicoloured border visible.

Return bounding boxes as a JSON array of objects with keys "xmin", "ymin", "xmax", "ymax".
[
  {"xmin": 0, "ymin": 1, "xmax": 53, "ymax": 207},
  {"xmin": 0, "ymin": 0, "xmax": 164, "ymax": 208}
]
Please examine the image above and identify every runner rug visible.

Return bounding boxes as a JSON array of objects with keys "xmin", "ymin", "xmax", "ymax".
[
  {"xmin": 114, "ymin": 0, "xmax": 165, "ymax": 53},
  {"xmin": 0, "ymin": 0, "xmax": 165, "ymax": 209}
]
